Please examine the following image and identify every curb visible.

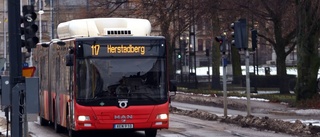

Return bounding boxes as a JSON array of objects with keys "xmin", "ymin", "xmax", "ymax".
[{"xmin": 268, "ymin": 110, "xmax": 296, "ymax": 116}]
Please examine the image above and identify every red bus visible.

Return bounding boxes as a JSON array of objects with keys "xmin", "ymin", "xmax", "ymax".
[{"xmin": 35, "ymin": 18, "xmax": 177, "ymax": 137}]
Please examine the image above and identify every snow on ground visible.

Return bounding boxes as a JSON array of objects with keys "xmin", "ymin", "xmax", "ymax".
[
  {"xmin": 295, "ymin": 109, "xmax": 320, "ymax": 116},
  {"xmin": 176, "ymin": 66, "xmax": 320, "ymax": 78},
  {"xmin": 228, "ymin": 96, "xmax": 320, "ymax": 115},
  {"xmin": 228, "ymin": 95, "xmax": 320, "ymax": 127},
  {"xmin": 228, "ymin": 96, "xmax": 270, "ymax": 102},
  {"xmin": 0, "ymin": 112, "xmax": 9, "ymax": 136},
  {"xmin": 177, "ymin": 91, "xmax": 320, "ymax": 127}
]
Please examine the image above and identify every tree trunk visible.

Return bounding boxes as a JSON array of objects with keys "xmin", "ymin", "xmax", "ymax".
[
  {"xmin": 161, "ymin": 22, "xmax": 174, "ymax": 80},
  {"xmin": 211, "ymin": 42, "xmax": 221, "ymax": 90},
  {"xmin": 275, "ymin": 49, "xmax": 290, "ymax": 94},
  {"xmin": 295, "ymin": 0, "xmax": 320, "ymax": 101},
  {"xmin": 295, "ymin": 34, "xmax": 319, "ymax": 101},
  {"xmin": 231, "ymin": 46, "xmax": 242, "ymax": 85},
  {"xmin": 296, "ymin": 49, "xmax": 319, "ymax": 101}
]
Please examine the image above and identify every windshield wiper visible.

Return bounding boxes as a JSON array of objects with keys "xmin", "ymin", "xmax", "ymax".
[
  {"xmin": 130, "ymin": 92, "xmax": 159, "ymax": 103},
  {"xmin": 94, "ymin": 91, "xmax": 107, "ymax": 98},
  {"xmin": 94, "ymin": 90, "xmax": 117, "ymax": 99}
]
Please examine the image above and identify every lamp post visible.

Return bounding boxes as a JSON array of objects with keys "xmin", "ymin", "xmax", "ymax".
[
  {"xmin": 38, "ymin": 9, "xmax": 44, "ymax": 42},
  {"xmin": 2, "ymin": 0, "xmax": 7, "ymax": 74},
  {"xmin": 179, "ymin": 36, "xmax": 183, "ymax": 82},
  {"xmin": 180, "ymin": 35, "xmax": 189, "ymax": 83},
  {"xmin": 40, "ymin": 39, "xmax": 66, "ymax": 47}
]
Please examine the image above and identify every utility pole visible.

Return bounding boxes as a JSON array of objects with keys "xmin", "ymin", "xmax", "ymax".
[
  {"xmin": 2, "ymin": 0, "xmax": 7, "ymax": 74},
  {"xmin": 8, "ymin": 3, "xmax": 40, "ymax": 136},
  {"xmin": 8, "ymin": 0, "xmax": 23, "ymax": 136},
  {"xmin": 215, "ymin": 35, "xmax": 227, "ymax": 117},
  {"xmin": 50, "ymin": 0, "xmax": 54, "ymax": 39},
  {"xmin": 188, "ymin": 0, "xmax": 197, "ymax": 89},
  {"xmin": 231, "ymin": 18, "xmax": 251, "ymax": 116}
]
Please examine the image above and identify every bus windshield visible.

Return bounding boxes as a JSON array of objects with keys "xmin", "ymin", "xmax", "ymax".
[{"xmin": 76, "ymin": 57, "xmax": 166, "ymax": 104}]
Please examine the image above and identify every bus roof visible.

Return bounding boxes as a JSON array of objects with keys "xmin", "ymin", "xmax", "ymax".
[{"xmin": 57, "ymin": 18, "xmax": 152, "ymax": 39}]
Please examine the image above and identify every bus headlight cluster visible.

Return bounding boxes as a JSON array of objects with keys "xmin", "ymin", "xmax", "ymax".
[
  {"xmin": 78, "ymin": 115, "xmax": 90, "ymax": 121},
  {"xmin": 156, "ymin": 114, "xmax": 168, "ymax": 120}
]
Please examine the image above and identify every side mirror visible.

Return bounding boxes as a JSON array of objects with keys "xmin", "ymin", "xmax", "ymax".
[
  {"xmin": 169, "ymin": 80, "xmax": 177, "ymax": 91},
  {"xmin": 66, "ymin": 54, "xmax": 73, "ymax": 66},
  {"xmin": 169, "ymin": 91, "xmax": 176, "ymax": 96},
  {"xmin": 168, "ymin": 80, "xmax": 177, "ymax": 103}
]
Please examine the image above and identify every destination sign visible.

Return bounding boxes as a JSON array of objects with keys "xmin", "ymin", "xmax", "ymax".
[
  {"xmin": 81, "ymin": 43, "xmax": 165, "ymax": 57},
  {"xmin": 107, "ymin": 45, "xmax": 145, "ymax": 55},
  {"xmin": 75, "ymin": 37, "xmax": 166, "ymax": 58}
]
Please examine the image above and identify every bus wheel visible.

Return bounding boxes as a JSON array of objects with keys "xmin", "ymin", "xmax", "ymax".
[
  {"xmin": 54, "ymin": 121, "xmax": 64, "ymax": 133},
  {"xmin": 67, "ymin": 114, "xmax": 77, "ymax": 137},
  {"xmin": 39, "ymin": 116, "xmax": 49, "ymax": 126},
  {"xmin": 68, "ymin": 129, "xmax": 78, "ymax": 137},
  {"xmin": 145, "ymin": 129, "xmax": 157, "ymax": 137},
  {"xmin": 54, "ymin": 117, "xmax": 63, "ymax": 133}
]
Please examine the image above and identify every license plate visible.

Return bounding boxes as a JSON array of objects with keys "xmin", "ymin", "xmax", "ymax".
[{"xmin": 114, "ymin": 124, "xmax": 134, "ymax": 129}]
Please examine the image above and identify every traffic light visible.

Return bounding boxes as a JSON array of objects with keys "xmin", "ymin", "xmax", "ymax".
[
  {"xmin": 238, "ymin": 18, "xmax": 248, "ymax": 49},
  {"xmin": 177, "ymin": 54, "xmax": 182, "ymax": 59},
  {"xmin": 251, "ymin": 29, "xmax": 257, "ymax": 51},
  {"xmin": 230, "ymin": 18, "xmax": 248, "ymax": 50},
  {"xmin": 230, "ymin": 21, "xmax": 242, "ymax": 49},
  {"xmin": 215, "ymin": 35, "xmax": 226, "ymax": 53},
  {"xmin": 22, "ymin": 5, "xmax": 39, "ymax": 51}
]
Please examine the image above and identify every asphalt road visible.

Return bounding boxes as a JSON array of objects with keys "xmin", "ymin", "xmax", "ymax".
[{"xmin": 27, "ymin": 114, "xmax": 295, "ymax": 137}]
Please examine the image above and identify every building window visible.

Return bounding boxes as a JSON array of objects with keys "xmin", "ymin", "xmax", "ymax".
[
  {"xmin": 205, "ymin": 39, "xmax": 211, "ymax": 49},
  {"xmin": 204, "ymin": 20, "xmax": 212, "ymax": 31},
  {"xmin": 35, "ymin": 20, "xmax": 48, "ymax": 33},
  {"xmin": 196, "ymin": 19, "xmax": 203, "ymax": 30},
  {"xmin": 198, "ymin": 39, "xmax": 203, "ymax": 51}
]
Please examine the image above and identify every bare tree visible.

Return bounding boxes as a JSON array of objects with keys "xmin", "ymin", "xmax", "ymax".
[
  {"xmin": 87, "ymin": 0, "xmax": 130, "ymax": 17},
  {"xmin": 133, "ymin": 0, "xmax": 216, "ymax": 80},
  {"xmin": 235, "ymin": 0, "xmax": 297, "ymax": 94},
  {"xmin": 295, "ymin": 0, "xmax": 320, "ymax": 101}
]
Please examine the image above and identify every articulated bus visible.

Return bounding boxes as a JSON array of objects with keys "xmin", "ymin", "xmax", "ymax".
[{"xmin": 35, "ymin": 18, "xmax": 177, "ymax": 137}]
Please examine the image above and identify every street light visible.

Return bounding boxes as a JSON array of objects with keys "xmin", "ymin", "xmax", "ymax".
[
  {"xmin": 38, "ymin": 9, "xmax": 44, "ymax": 43},
  {"xmin": 179, "ymin": 35, "xmax": 189, "ymax": 83},
  {"xmin": 180, "ymin": 35, "xmax": 189, "ymax": 65},
  {"xmin": 40, "ymin": 39, "xmax": 66, "ymax": 47}
]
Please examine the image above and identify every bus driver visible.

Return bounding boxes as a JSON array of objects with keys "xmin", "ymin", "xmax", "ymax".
[{"xmin": 116, "ymin": 79, "xmax": 130, "ymax": 97}]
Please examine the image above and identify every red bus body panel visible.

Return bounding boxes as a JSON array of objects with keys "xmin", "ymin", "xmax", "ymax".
[{"xmin": 73, "ymin": 102, "xmax": 169, "ymax": 130}]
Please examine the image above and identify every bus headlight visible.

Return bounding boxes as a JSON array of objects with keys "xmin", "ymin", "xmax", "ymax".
[
  {"xmin": 156, "ymin": 114, "xmax": 168, "ymax": 120},
  {"xmin": 78, "ymin": 116, "xmax": 90, "ymax": 121}
]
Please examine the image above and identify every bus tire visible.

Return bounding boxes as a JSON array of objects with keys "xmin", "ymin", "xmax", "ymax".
[
  {"xmin": 68, "ymin": 129, "xmax": 78, "ymax": 137},
  {"xmin": 54, "ymin": 101, "xmax": 64, "ymax": 133},
  {"xmin": 67, "ymin": 118, "xmax": 78, "ymax": 137},
  {"xmin": 66, "ymin": 106, "xmax": 78, "ymax": 137},
  {"xmin": 54, "ymin": 121, "xmax": 63, "ymax": 133},
  {"xmin": 145, "ymin": 129, "xmax": 157, "ymax": 137},
  {"xmin": 54, "ymin": 117, "xmax": 64, "ymax": 133},
  {"xmin": 39, "ymin": 116, "xmax": 49, "ymax": 126}
]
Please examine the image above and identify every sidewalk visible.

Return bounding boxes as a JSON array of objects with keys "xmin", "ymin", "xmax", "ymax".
[{"xmin": 172, "ymin": 92, "xmax": 320, "ymax": 126}]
